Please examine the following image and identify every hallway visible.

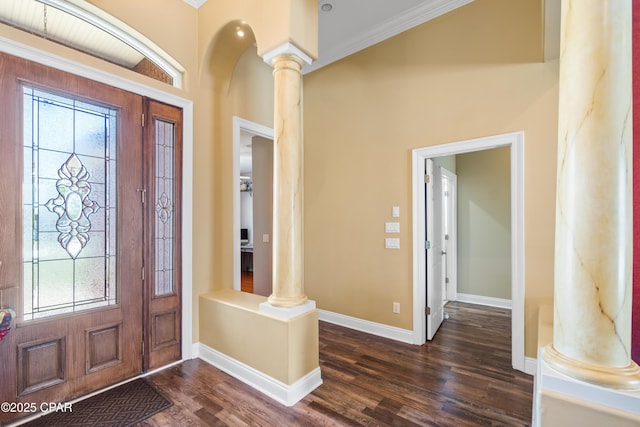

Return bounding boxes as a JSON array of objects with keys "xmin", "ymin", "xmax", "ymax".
[{"xmin": 142, "ymin": 302, "xmax": 533, "ymax": 426}]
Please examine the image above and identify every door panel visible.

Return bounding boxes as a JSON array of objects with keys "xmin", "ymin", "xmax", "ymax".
[
  {"xmin": 0, "ymin": 53, "xmax": 143, "ymax": 424},
  {"xmin": 143, "ymin": 99, "xmax": 182, "ymax": 370},
  {"xmin": 426, "ymin": 159, "xmax": 444, "ymax": 340},
  {"xmin": 441, "ymin": 167, "xmax": 458, "ymax": 302}
]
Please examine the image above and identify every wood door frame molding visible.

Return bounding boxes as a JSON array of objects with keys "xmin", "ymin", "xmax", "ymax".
[
  {"xmin": 411, "ymin": 131, "xmax": 525, "ymax": 373},
  {"xmin": 0, "ymin": 36, "xmax": 195, "ymax": 363}
]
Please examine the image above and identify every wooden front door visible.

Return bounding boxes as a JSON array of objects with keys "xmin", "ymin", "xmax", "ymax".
[
  {"xmin": 142, "ymin": 99, "xmax": 182, "ymax": 371},
  {"xmin": 0, "ymin": 53, "xmax": 144, "ymax": 424}
]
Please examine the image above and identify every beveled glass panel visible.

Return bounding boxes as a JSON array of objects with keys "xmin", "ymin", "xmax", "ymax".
[
  {"xmin": 37, "ymin": 99, "xmax": 74, "ymax": 153},
  {"xmin": 74, "ymin": 258, "xmax": 107, "ymax": 301},
  {"xmin": 23, "ymin": 86, "xmax": 118, "ymax": 320},
  {"xmin": 37, "ymin": 259, "xmax": 74, "ymax": 311},
  {"xmin": 154, "ymin": 120, "xmax": 175, "ymax": 297},
  {"xmin": 74, "ymin": 109, "xmax": 106, "ymax": 157}
]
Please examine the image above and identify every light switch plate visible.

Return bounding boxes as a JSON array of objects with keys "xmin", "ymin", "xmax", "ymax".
[
  {"xmin": 392, "ymin": 206, "xmax": 400, "ymax": 218},
  {"xmin": 385, "ymin": 238, "xmax": 400, "ymax": 249},
  {"xmin": 385, "ymin": 222, "xmax": 400, "ymax": 233},
  {"xmin": 263, "ymin": 234, "xmax": 270, "ymax": 243}
]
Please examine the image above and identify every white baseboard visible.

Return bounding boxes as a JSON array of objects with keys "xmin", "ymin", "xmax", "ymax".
[
  {"xmin": 455, "ymin": 293, "xmax": 512, "ymax": 309},
  {"xmin": 196, "ymin": 343, "xmax": 322, "ymax": 407},
  {"xmin": 318, "ymin": 309, "xmax": 414, "ymax": 344},
  {"xmin": 524, "ymin": 356, "xmax": 537, "ymax": 376}
]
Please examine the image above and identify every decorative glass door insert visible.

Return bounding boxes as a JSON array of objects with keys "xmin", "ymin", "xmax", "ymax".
[
  {"xmin": 23, "ymin": 86, "xmax": 117, "ymax": 319},
  {"xmin": 154, "ymin": 119, "xmax": 175, "ymax": 297}
]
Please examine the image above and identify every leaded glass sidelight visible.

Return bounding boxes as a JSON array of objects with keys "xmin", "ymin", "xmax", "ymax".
[
  {"xmin": 23, "ymin": 86, "xmax": 117, "ymax": 319},
  {"xmin": 154, "ymin": 119, "xmax": 176, "ymax": 296}
]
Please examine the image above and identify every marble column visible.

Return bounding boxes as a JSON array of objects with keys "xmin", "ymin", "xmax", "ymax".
[
  {"xmin": 264, "ymin": 46, "xmax": 309, "ymax": 309},
  {"xmin": 543, "ymin": 0, "xmax": 640, "ymax": 389}
]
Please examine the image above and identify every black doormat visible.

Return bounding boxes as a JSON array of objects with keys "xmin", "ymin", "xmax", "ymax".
[{"xmin": 23, "ymin": 379, "xmax": 172, "ymax": 427}]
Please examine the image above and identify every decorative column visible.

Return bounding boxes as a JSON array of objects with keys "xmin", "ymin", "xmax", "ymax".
[
  {"xmin": 260, "ymin": 43, "xmax": 315, "ymax": 313},
  {"xmin": 543, "ymin": 0, "xmax": 640, "ymax": 389}
]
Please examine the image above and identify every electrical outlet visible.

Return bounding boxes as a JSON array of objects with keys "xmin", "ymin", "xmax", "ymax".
[
  {"xmin": 263, "ymin": 234, "xmax": 270, "ymax": 243},
  {"xmin": 393, "ymin": 302, "xmax": 400, "ymax": 314}
]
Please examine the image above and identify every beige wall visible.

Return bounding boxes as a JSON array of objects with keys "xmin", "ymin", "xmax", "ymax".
[
  {"xmin": 252, "ymin": 136, "xmax": 274, "ymax": 297},
  {"xmin": 303, "ymin": 0, "xmax": 558, "ymax": 357},
  {"xmin": 0, "ymin": 0, "xmax": 554, "ymax": 358},
  {"xmin": 457, "ymin": 147, "xmax": 511, "ymax": 300}
]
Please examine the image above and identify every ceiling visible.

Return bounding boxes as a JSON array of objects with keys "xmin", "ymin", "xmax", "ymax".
[
  {"xmin": 0, "ymin": 0, "xmax": 144, "ymax": 68},
  {"xmin": 307, "ymin": 0, "xmax": 473, "ymax": 73}
]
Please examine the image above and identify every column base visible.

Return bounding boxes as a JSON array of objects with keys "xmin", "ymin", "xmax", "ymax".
[
  {"xmin": 260, "ymin": 300, "xmax": 316, "ymax": 319},
  {"xmin": 542, "ymin": 345, "xmax": 640, "ymax": 391},
  {"xmin": 267, "ymin": 293, "xmax": 308, "ymax": 308}
]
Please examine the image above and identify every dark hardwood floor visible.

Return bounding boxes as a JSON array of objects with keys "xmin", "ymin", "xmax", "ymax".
[
  {"xmin": 141, "ymin": 302, "xmax": 533, "ymax": 426},
  {"xmin": 240, "ymin": 271, "xmax": 253, "ymax": 293}
]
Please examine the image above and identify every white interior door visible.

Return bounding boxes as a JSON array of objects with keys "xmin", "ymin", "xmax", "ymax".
[
  {"xmin": 426, "ymin": 159, "xmax": 444, "ymax": 340},
  {"xmin": 441, "ymin": 167, "xmax": 458, "ymax": 302}
]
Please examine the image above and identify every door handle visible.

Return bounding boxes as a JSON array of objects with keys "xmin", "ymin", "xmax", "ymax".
[{"xmin": 441, "ymin": 250, "xmax": 446, "ymax": 255}]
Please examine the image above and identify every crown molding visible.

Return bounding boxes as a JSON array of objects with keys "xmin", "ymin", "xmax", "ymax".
[
  {"xmin": 304, "ymin": 0, "xmax": 473, "ymax": 73},
  {"xmin": 183, "ymin": 0, "xmax": 207, "ymax": 9}
]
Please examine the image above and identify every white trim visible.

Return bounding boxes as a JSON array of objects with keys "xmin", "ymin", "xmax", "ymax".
[
  {"xmin": 455, "ymin": 293, "xmax": 512, "ymax": 309},
  {"xmin": 262, "ymin": 41, "xmax": 314, "ymax": 66},
  {"xmin": 197, "ymin": 343, "xmax": 323, "ymax": 407},
  {"xmin": 318, "ymin": 309, "xmax": 414, "ymax": 344},
  {"xmin": 305, "ymin": 0, "xmax": 473, "ymax": 73},
  {"xmin": 42, "ymin": 0, "xmax": 185, "ymax": 88},
  {"xmin": 259, "ymin": 300, "xmax": 316, "ymax": 319},
  {"xmin": 232, "ymin": 117, "xmax": 274, "ymax": 292},
  {"xmin": 183, "ymin": 0, "xmax": 207, "ymax": 8},
  {"xmin": 0, "ymin": 36, "xmax": 195, "ymax": 362},
  {"xmin": 525, "ymin": 357, "xmax": 537, "ymax": 376},
  {"xmin": 412, "ymin": 131, "xmax": 525, "ymax": 372}
]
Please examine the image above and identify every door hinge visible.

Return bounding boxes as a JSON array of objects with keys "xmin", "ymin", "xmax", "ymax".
[
  {"xmin": 137, "ymin": 188, "xmax": 146, "ymax": 204},
  {"xmin": 141, "ymin": 113, "xmax": 145, "ymax": 127},
  {"xmin": 425, "ymin": 240, "xmax": 431, "ymax": 250},
  {"xmin": 425, "ymin": 307, "xmax": 431, "ymax": 316},
  {"xmin": 141, "ymin": 266, "xmax": 145, "ymax": 281},
  {"xmin": 445, "ymin": 277, "xmax": 449, "ymax": 284},
  {"xmin": 424, "ymin": 173, "xmax": 430, "ymax": 184},
  {"xmin": 444, "ymin": 234, "xmax": 449, "ymax": 240},
  {"xmin": 142, "ymin": 340, "xmax": 145, "ymax": 356}
]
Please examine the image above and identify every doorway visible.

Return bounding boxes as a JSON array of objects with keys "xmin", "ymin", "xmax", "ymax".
[
  {"xmin": 412, "ymin": 132, "xmax": 525, "ymax": 372},
  {"xmin": 0, "ymin": 53, "xmax": 183, "ymax": 423},
  {"xmin": 233, "ymin": 117, "xmax": 274, "ymax": 296}
]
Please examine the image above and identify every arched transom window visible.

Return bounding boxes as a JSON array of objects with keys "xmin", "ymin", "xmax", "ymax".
[{"xmin": 0, "ymin": 0, "xmax": 184, "ymax": 87}]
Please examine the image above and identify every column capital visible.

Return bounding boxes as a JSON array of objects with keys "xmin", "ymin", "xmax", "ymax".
[{"xmin": 262, "ymin": 41, "xmax": 313, "ymax": 67}]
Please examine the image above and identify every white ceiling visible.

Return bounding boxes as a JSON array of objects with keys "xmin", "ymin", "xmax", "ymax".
[
  {"xmin": 307, "ymin": 0, "xmax": 473, "ymax": 73},
  {"xmin": 0, "ymin": 0, "xmax": 144, "ymax": 68}
]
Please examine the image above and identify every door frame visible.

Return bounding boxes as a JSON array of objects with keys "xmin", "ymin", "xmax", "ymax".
[
  {"xmin": 411, "ymin": 131, "xmax": 525, "ymax": 372},
  {"xmin": 232, "ymin": 117, "xmax": 274, "ymax": 291},
  {"xmin": 0, "ymin": 36, "xmax": 194, "ymax": 364}
]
